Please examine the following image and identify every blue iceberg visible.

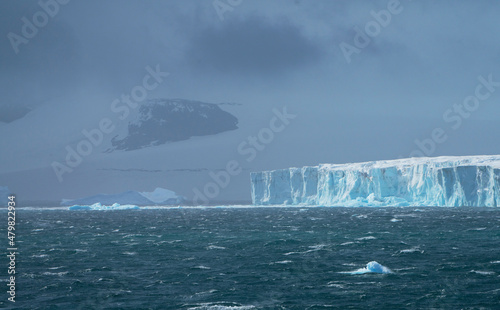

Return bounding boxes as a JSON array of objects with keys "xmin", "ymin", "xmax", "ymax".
[
  {"xmin": 341, "ymin": 261, "xmax": 392, "ymax": 275},
  {"xmin": 251, "ymin": 155, "xmax": 500, "ymax": 207},
  {"xmin": 68, "ymin": 203, "xmax": 140, "ymax": 211}
]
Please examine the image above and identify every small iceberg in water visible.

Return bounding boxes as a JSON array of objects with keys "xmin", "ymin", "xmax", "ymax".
[
  {"xmin": 341, "ymin": 261, "xmax": 392, "ymax": 275},
  {"xmin": 68, "ymin": 203, "xmax": 140, "ymax": 211}
]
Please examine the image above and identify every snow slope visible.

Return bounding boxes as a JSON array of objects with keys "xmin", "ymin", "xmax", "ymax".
[{"xmin": 251, "ymin": 156, "xmax": 500, "ymax": 207}]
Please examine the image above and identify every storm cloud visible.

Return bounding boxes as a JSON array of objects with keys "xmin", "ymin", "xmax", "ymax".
[{"xmin": 186, "ymin": 16, "xmax": 323, "ymax": 75}]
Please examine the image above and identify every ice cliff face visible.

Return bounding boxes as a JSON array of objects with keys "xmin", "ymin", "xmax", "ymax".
[{"xmin": 251, "ymin": 156, "xmax": 500, "ymax": 207}]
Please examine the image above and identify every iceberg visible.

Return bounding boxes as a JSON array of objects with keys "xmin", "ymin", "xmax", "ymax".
[
  {"xmin": 62, "ymin": 187, "xmax": 185, "ymax": 206},
  {"xmin": 341, "ymin": 261, "xmax": 392, "ymax": 274},
  {"xmin": 139, "ymin": 187, "xmax": 185, "ymax": 205},
  {"xmin": 68, "ymin": 203, "xmax": 140, "ymax": 211},
  {"xmin": 251, "ymin": 155, "xmax": 500, "ymax": 207}
]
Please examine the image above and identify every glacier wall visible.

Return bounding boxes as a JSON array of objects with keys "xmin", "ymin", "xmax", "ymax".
[{"xmin": 251, "ymin": 156, "xmax": 500, "ymax": 207}]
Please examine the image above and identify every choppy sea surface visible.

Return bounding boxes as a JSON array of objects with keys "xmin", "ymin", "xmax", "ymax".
[{"xmin": 2, "ymin": 206, "xmax": 500, "ymax": 309}]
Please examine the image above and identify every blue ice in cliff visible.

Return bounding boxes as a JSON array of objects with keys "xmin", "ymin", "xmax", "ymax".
[{"xmin": 251, "ymin": 156, "xmax": 500, "ymax": 207}]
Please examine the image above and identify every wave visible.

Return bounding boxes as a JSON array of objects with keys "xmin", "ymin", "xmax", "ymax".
[
  {"xmin": 206, "ymin": 245, "xmax": 226, "ymax": 250},
  {"xmin": 470, "ymin": 270, "xmax": 495, "ymax": 275},
  {"xmin": 69, "ymin": 203, "xmax": 140, "ymax": 211},
  {"xmin": 187, "ymin": 303, "xmax": 255, "ymax": 310},
  {"xmin": 42, "ymin": 271, "xmax": 68, "ymax": 276},
  {"xmin": 356, "ymin": 236, "xmax": 376, "ymax": 241},
  {"xmin": 398, "ymin": 246, "xmax": 423, "ymax": 254}
]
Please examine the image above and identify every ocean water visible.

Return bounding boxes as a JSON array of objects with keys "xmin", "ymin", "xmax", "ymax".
[{"xmin": 3, "ymin": 206, "xmax": 500, "ymax": 309}]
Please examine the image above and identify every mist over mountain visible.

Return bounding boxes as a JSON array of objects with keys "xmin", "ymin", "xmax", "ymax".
[{"xmin": 0, "ymin": 105, "xmax": 32, "ymax": 123}]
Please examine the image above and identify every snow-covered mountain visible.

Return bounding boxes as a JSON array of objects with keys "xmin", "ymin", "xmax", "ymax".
[
  {"xmin": 110, "ymin": 99, "xmax": 239, "ymax": 151},
  {"xmin": 251, "ymin": 155, "xmax": 500, "ymax": 207},
  {"xmin": 61, "ymin": 187, "xmax": 185, "ymax": 206},
  {"xmin": 0, "ymin": 97, "xmax": 254, "ymax": 204}
]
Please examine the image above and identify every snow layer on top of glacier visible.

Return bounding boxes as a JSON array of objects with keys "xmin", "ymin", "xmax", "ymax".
[{"xmin": 319, "ymin": 155, "xmax": 500, "ymax": 171}]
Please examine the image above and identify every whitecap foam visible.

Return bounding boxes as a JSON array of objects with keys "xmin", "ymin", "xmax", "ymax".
[
  {"xmin": 340, "ymin": 261, "xmax": 392, "ymax": 275},
  {"xmin": 356, "ymin": 236, "xmax": 376, "ymax": 241},
  {"xmin": 307, "ymin": 244, "xmax": 327, "ymax": 251},
  {"xmin": 206, "ymin": 245, "xmax": 226, "ymax": 250},
  {"xmin": 42, "ymin": 271, "xmax": 68, "ymax": 276},
  {"xmin": 188, "ymin": 304, "xmax": 255, "ymax": 310},
  {"xmin": 122, "ymin": 252, "xmax": 137, "ymax": 255},
  {"xmin": 33, "ymin": 254, "xmax": 48, "ymax": 258},
  {"xmin": 340, "ymin": 241, "xmax": 356, "ymax": 246},
  {"xmin": 69, "ymin": 203, "xmax": 140, "ymax": 211},
  {"xmin": 470, "ymin": 270, "xmax": 495, "ymax": 275},
  {"xmin": 326, "ymin": 282, "xmax": 345, "ymax": 289},
  {"xmin": 399, "ymin": 246, "xmax": 423, "ymax": 254}
]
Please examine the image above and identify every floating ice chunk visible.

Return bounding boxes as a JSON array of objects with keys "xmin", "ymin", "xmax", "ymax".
[
  {"xmin": 68, "ymin": 203, "xmax": 140, "ymax": 211},
  {"xmin": 341, "ymin": 261, "xmax": 392, "ymax": 274}
]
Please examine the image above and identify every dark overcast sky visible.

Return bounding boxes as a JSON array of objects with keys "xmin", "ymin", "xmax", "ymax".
[
  {"xmin": 2, "ymin": 0, "xmax": 499, "ymax": 111},
  {"xmin": 1, "ymin": 0, "xmax": 500, "ymax": 201}
]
